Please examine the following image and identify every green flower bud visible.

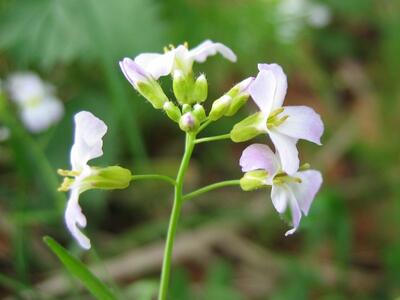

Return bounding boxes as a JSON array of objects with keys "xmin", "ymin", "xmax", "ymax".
[
  {"xmin": 182, "ymin": 104, "xmax": 192, "ymax": 114},
  {"xmin": 230, "ymin": 112, "xmax": 265, "ymax": 142},
  {"xmin": 173, "ymin": 70, "xmax": 194, "ymax": 105},
  {"xmin": 179, "ymin": 112, "xmax": 199, "ymax": 132},
  {"xmin": 192, "ymin": 74, "xmax": 208, "ymax": 103},
  {"xmin": 209, "ymin": 95, "xmax": 232, "ymax": 121},
  {"xmin": 240, "ymin": 170, "xmax": 268, "ymax": 191},
  {"xmin": 224, "ymin": 77, "xmax": 253, "ymax": 116},
  {"xmin": 192, "ymin": 104, "xmax": 206, "ymax": 122},
  {"xmin": 136, "ymin": 81, "xmax": 169, "ymax": 109},
  {"xmin": 225, "ymin": 94, "xmax": 249, "ymax": 116},
  {"xmin": 163, "ymin": 101, "xmax": 181, "ymax": 123},
  {"xmin": 82, "ymin": 166, "xmax": 132, "ymax": 192}
]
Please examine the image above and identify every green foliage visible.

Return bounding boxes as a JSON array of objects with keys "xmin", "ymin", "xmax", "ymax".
[{"xmin": 43, "ymin": 236, "xmax": 118, "ymax": 300}]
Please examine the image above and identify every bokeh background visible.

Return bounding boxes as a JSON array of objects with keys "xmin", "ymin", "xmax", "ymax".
[{"xmin": 0, "ymin": 0, "xmax": 399, "ymax": 299}]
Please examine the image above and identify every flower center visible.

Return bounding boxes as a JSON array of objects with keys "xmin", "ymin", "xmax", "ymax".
[
  {"xmin": 57, "ymin": 169, "xmax": 81, "ymax": 192},
  {"xmin": 267, "ymin": 107, "xmax": 288, "ymax": 129},
  {"xmin": 273, "ymin": 171, "xmax": 302, "ymax": 185}
]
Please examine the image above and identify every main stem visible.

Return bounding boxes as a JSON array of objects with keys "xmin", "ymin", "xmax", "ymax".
[{"xmin": 158, "ymin": 133, "xmax": 195, "ymax": 300}]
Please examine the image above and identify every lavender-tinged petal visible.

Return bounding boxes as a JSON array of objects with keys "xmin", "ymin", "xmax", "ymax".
[
  {"xmin": 119, "ymin": 58, "xmax": 148, "ymax": 87},
  {"xmin": 257, "ymin": 63, "xmax": 288, "ymax": 109},
  {"xmin": 249, "ymin": 69, "xmax": 276, "ymax": 116},
  {"xmin": 285, "ymin": 188, "xmax": 302, "ymax": 236},
  {"xmin": 271, "ymin": 184, "xmax": 289, "ymax": 213},
  {"xmin": 276, "ymin": 106, "xmax": 324, "ymax": 145},
  {"xmin": 240, "ymin": 143, "xmax": 279, "ymax": 174},
  {"xmin": 289, "ymin": 170, "xmax": 322, "ymax": 215},
  {"xmin": 269, "ymin": 130, "xmax": 299, "ymax": 175}
]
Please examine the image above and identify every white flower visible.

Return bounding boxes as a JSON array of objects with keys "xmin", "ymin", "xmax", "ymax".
[
  {"xmin": 248, "ymin": 63, "xmax": 324, "ymax": 175},
  {"xmin": 277, "ymin": 0, "xmax": 331, "ymax": 42},
  {"xmin": 6, "ymin": 72, "xmax": 64, "ymax": 133},
  {"xmin": 120, "ymin": 39, "xmax": 237, "ymax": 84},
  {"xmin": 240, "ymin": 144, "xmax": 322, "ymax": 235},
  {"xmin": 61, "ymin": 111, "xmax": 107, "ymax": 249}
]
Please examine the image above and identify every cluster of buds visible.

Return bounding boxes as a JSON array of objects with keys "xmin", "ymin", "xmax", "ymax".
[{"xmin": 119, "ymin": 40, "xmax": 254, "ymax": 133}]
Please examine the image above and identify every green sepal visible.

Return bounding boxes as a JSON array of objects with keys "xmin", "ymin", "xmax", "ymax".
[
  {"xmin": 82, "ymin": 166, "xmax": 132, "ymax": 191},
  {"xmin": 136, "ymin": 81, "xmax": 168, "ymax": 109},
  {"xmin": 225, "ymin": 94, "xmax": 249, "ymax": 116},
  {"xmin": 240, "ymin": 170, "xmax": 269, "ymax": 191},
  {"xmin": 192, "ymin": 104, "xmax": 206, "ymax": 122},
  {"xmin": 230, "ymin": 112, "xmax": 265, "ymax": 142},
  {"xmin": 173, "ymin": 71, "xmax": 195, "ymax": 105}
]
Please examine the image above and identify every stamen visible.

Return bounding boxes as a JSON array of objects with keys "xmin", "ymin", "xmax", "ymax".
[
  {"xmin": 183, "ymin": 41, "xmax": 189, "ymax": 48},
  {"xmin": 58, "ymin": 177, "xmax": 74, "ymax": 192},
  {"xmin": 57, "ymin": 169, "xmax": 80, "ymax": 177},
  {"xmin": 299, "ymin": 163, "xmax": 310, "ymax": 171}
]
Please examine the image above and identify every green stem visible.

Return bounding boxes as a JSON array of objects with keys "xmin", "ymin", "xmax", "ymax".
[
  {"xmin": 197, "ymin": 119, "xmax": 212, "ymax": 133},
  {"xmin": 158, "ymin": 133, "xmax": 195, "ymax": 300},
  {"xmin": 183, "ymin": 180, "xmax": 241, "ymax": 202},
  {"xmin": 194, "ymin": 133, "xmax": 231, "ymax": 144},
  {"xmin": 131, "ymin": 174, "xmax": 176, "ymax": 186}
]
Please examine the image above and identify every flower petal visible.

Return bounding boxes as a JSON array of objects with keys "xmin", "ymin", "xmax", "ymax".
[
  {"xmin": 271, "ymin": 184, "xmax": 288, "ymax": 213},
  {"xmin": 289, "ymin": 170, "xmax": 322, "ymax": 215},
  {"xmin": 249, "ymin": 69, "xmax": 276, "ymax": 115},
  {"xmin": 119, "ymin": 58, "xmax": 149, "ymax": 87},
  {"xmin": 65, "ymin": 189, "xmax": 91, "ymax": 249},
  {"xmin": 189, "ymin": 40, "xmax": 237, "ymax": 63},
  {"xmin": 70, "ymin": 111, "xmax": 107, "ymax": 171},
  {"xmin": 134, "ymin": 51, "xmax": 175, "ymax": 79},
  {"xmin": 257, "ymin": 63, "xmax": 288, "ymax": 109},
  {"xmin": 285, "ymin": 188, "xmax": 302, "ymax": 236},
  {"xmin": 276, "ymin": 106, "xmax": 324, "ymax": 145},
  {"xmin": 269, "ymin": 130, "xmax": 299, "ymax": 175},
  {"xmin": 240, "ymin": 143, "xmax": 279, "ymax": 175},
  {"xmin": 6, "ymin": 72, "xmax": 47, "ymax": 105}
]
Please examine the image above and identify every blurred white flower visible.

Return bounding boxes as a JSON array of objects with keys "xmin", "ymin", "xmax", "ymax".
[
  {"xmin": 0, "ymin": 127, "xmax": 10, "ymax": 142},
  {"xmin": 6, "ymin": 72, "xmax": 64, "ymax": 133},
  {"xmin": 276, "ymin": 0, "xmax": 331, "ymax": 42}
]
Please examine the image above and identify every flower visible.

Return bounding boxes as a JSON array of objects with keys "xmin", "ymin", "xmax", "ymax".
[
  {"xmin": 231, "ymin": 63, "xmax": 324, "ymax": 175},
  {"xmin": 276, "ymin": 0, "xmax": 331, "ymax": 42},
  {"xmin": 6, "ymin": 72, "xmax": 64, "ymax": 133},
  {"xmin": 240, "ymin": 143, "xmax": 322, "ymax": 235}
]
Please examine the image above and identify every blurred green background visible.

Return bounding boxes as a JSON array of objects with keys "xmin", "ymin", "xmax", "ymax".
[{"xmin": 0, "ymin": 0, "xmax": 399, "ymax": 299}]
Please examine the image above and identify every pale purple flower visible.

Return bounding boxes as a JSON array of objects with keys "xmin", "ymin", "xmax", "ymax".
[
  {"xmin": 6, "ymin": 72, "xmax": 64, "ymax": 133},
  {"xmin": 240, "ymin": 143, "xmax": 322, "ymax": 236},
  {"xmin": 248, "ymin": 63, "xmax": 323, "ymax": 175},
  {"xmin": 64, "ymin": 111, "xmax": 107, "ymax": 249}
]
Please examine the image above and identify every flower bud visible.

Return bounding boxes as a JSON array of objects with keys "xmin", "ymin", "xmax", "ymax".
[
  {"xmin": 136, "ymin": 81, "xmax": 169, "ymax": 109},
  {"xmin": 192, "ymin": 74, "xmax": 208, "ymax": 103},
  {"xmin": 82, "ymin": 166, "xmax": 132, "ymax": 192},
  {"xmin": 172, "ymin": 70, "xmax": 194, "ymax": 105},
  {"xmin": 240, "ymin": 170, "xmax": 268, "ymax": 191},
  {"xmin": 182, "ymin": 104, "xmax": 192, "ymax": 114},
  {"xmin": 192, "ymin": 104, "xmax": 206, "ymax": 122},
  {"xmin": 230, "ymin": 112, "xmax": 265, "ymax": 142},
  {"xmin": 208, "ymin": 95, "xmax": 232, "ymax": 121},
  {"xmin": 163, "ymin": 101, "xmax": 181, "ymax": 123},
  {"xmin": 225, "ymin": 77, "xmax": 253, "ymax": 116},
  {"xmin": 179, "ymin": 112, "xmax": 199, "ymax": 132}
]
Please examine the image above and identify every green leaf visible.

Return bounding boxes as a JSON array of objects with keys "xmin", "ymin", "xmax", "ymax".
[{"xmin": 43, "ymin": 236, "xmax": 118, "ymax": 300}]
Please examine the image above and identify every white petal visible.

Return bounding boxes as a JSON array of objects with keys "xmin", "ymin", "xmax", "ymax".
[
  {"xmin": 285, "ymin": 188, "xmax": 302, "ymax": 236},
  {"xmin": 6, "ymin": 72, "xmax": 46, "ymax": 105},
  {"xmin": 65, "ymin": 188, "xmax": 91, "ymax": 249},
  {"xmin": 288, "ymin": 170, "xmax": 322, "ymax": 215},
  {"xmin": 236, "ymin": 77, "xmax": 254, "ymax": 94},
  {"xmin": 70, "ymin": 111, "xmax": 107, "ymax": 171},
  {"xmin": 257, "ymin": 63, "xmax": 288, "ymax": 109},
  {"xmin": 276, "ymin": 106, "xmax": 324, "ymax": 145},
  {"xmin": 240, "ymin": 143, "xmax": 279, "ymax": 175},
  {"xmin": 134, "ymin": 51, "xmax": 175, "ymax": 79},
  {"xmin": 271, "ymin": 184, "xmax": 288, "ymax": 213},
  {"xmin": 20, "ymin": 98, "xmax": 64, "ymax": 133},
  {"xmin": 269, "ymin": 130, "xmax": 299, "ymax": 175},
  {"xmin": 189, "ymin": 40, "xmax": 237, "ymax": 63},
  {"xmin": 249, "ymin": 69, "xmax": 276, "ymax": 116}
]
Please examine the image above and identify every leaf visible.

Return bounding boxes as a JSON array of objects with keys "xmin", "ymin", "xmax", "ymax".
[{"xmin": 43, "ymin": 236, "xmax": 118, "ymax": 300}]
